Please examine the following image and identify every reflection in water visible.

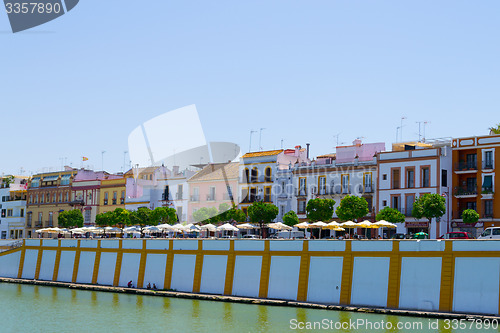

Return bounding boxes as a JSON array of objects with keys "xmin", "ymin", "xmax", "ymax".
[
  {"xmin": 162, "ymin": 297, "xmax": 171, "ymax": 313},
  {"xmin": 71, "ymin": 289, "xmax": 77, "ymax": 305},
  {"xmin": 295, "ymin": 307, "xmax": 308, "ymax": 327},
  {"xmin": 338, "ymin": 310, "xmax": 351, "ymax": 333},
  {"xmin": 33, "ymin": 285, "xmax": 39, "ymax": 300},
  {"xmin": 223, "ymin": 302, "xmax": 233, "ymax": 324},
  {"xmin": 112, "ymin": 293, "xmax": 120, "ymax": 309},
  {"xmin": 192, "ymin": 300, "xmax": 200, "ymax": 319},
  {"xmin": 91, "ymin": 291, "xmax": 98, "ymax": 307},
  {"xmin": 51, "ymin": 287, "xmax": 58, "ymax": 302},
  {"xmin": 385, "ymin": 315, "xmax": 401, "ymax": 333},
  {"xmin": 257, "ymin": 304, "xmax": 269, "ymax": 331},
  {"xmin": 16, "ymin": 284, "xmax": 22, "ymax": 297}
]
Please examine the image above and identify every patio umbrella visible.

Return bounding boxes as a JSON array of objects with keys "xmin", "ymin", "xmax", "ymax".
[
  {"xmin": 340, "ymin": 221, "xmax": 358, "ymax": 238},
  {"xmin": 217, "ymin": 223, "xmax": 239, "ymax": 238},
  {"xmin": 236, "ymin": 223, "xmax": 255, "ymax": 229},
  {"xmin": 199, "ymin": 224, "xmax": 216, "ymax": 238},
  {"xmin": 356, "ymin": 220, "xmax": 378, "ymax": 238},
  {"xmin": 295, "ymin": 222, "xmax": 310, "ymax": 229},
  {"xmin": 268, "ymin": 222, "xmax": 292, "ymax": 230},
  {"xmin": 143, "ymin": 226, "xmax": 161, "ymax": 233},
  {"xmin": 309, "ymin": 221, "xmax": 329, "ymax": 238},
  {"xmin": 104, "ymin": 227, "xmax": 122, "ymax": 233},
  {"xmin": 373, "ymin": 220, "xmax": 397, "ymax": 238}
]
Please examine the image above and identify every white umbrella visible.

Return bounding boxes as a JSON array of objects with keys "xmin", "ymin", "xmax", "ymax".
[
  {"xmin": 123, "ymin": 226, "xmax": 140, "ymax": 233},
  {"xmin": 185, "ymin": 223, "xmax": 201, "ymax": 231},
  {"xmin": 268, "ymin": 222, "xmax": 292, "ymax": 230},
  {"xmin": 236, "ymin": 223, "xmax": 256, "ymax": 229},
  {"xmin": 340, "ymin": 221, "xmax": 358, "ymax": 228},
  {"xmin": 295, "ymin": 222, "xmax": 310, "ymax": 229},
  {"xmin": 309, "ymin": 221, "xmax": 328, "ymax": 228},
  {"xmin": 104, "ymin": 227, "xmax": 122, "ymax": 233},
  {"xmin": 157, "ymin": 223, "xmax": 173, "ymax": 230},
  {"xmin": 217, "ymin": 223, "xmax": 239, "ymax": 231},
  {"xmin": 143, "ymin": 226, "xmax": 161, "ymax": 233},
  {"xmin": 200, "ymin": 224, "xmax": 217, "ymax": 231}
]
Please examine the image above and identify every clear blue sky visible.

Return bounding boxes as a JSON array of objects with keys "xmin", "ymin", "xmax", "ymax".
[{"xmin": 1, "ymin": 1, "xmax": 499, "ymax": 175}]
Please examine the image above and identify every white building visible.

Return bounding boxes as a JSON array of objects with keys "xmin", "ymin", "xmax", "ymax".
[
  {"xmin": 0, "ymin": 176, "xmax": 27, "ymax": 239},
  {"xmin": 290, "ymin": 140, "xmax": 383, "ymax": 226},
  {"xmin": 377, "ymin": 141, "xmax": 452, "ymax": 238}
]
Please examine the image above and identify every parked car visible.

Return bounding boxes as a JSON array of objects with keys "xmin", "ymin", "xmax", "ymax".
[
  {"xmin": 478, "ymin": 227, "xmax": 500, "ymax": 239},
  {"xmin": 242, "ymin": 234, "xmax": 259, "ymax": 239},
  {"xmin": 391, "ymin": 233, "xmax": 407, "ymax": 240},
  {"xmin": 438, "ymin": 232, "xmax": 475, "ymax": 239}
]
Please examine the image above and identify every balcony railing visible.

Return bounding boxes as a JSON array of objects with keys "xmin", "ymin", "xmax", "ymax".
[
  {"xmin": 26, "ymin": 222, "xmax": 32, "ymax": 228},
  {"xmin": 296, "ymin": 188, "xmax": 307, "ymax": 196},
  {"xmin": 176, "ymin": 193, "xmax": 183, "ymax": 200},
  {"xmin": 120, "ymin": 198, "xmax": 125, "ymax": 204},
  {"xmin": 483, "ymin": 161, "xmax": 494, "ymax": 170},
  {"xmin": 454, "ymin": 186, "xmax": 478, "ymax": 197},
  {"xmin": 190, "ymin": 195, "xmax": 199, "ymax": 202},
  {"xmin": 47, "ymin": 222, "xmax": 53, "ymax": 227},
  {"xmin": 35, "ymin": 221, "xmax": 42, "ymax": 227},
  {"xmin": 342, "ymin": 185, "xmax": 351, "ymax": 194},
  {"xmin": 206, "ymin": 194, "xmax": 216, "ymax": 201},
  {"xmin": 364, "ymin": 183, "xmax": 374, "ymax": 193},
  {"xmin": 484, "ymin": 212, "xmax": 494, "ymax": 218},
  {"xmin": 455, "ymin": 162, "xmax": 477, "ymax": 171},
  {"xmin": 482, "ymin": 187, "xmax": 494, "ymax": 195}
]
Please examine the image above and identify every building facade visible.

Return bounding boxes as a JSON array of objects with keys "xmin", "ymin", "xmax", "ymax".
[
  {"xmin": 25, "ymin": 169, "xmax": 78, "ymax": 238},
  {"xmin": 0, "ymin": 176, "xmax": 27, "ymax": 239},
  {"xmin": 451, "ymin": 134, "xmax": 500, "ymax": 235},
  {"xmin": 377, "ymin": 142, "xmax": 452, "ymax": 238}
]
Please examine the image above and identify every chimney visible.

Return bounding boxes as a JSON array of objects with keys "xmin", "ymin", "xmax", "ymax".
[
  {"xmin": 294, "ymin": 145, "xmax": 301, "ymax": 156},
  {"xmin": 306, "ymin": 143, "xmax": 310, "ymax": 159}
]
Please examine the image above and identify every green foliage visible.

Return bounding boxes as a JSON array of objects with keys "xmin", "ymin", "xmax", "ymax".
[
  {"xmin": 376, "ymin": 207, "xmax": 405, "ymax": 223},
  {"xmin": 217, "ymin": 203, "xmax": 232, "ymax": 222},
  {"xmin": 58, "ymin": 209, "xmax": 83, "ymax": 228},
  {"xmin": 95, "ymin": 211, "xmax": 114, "ymax": 227},
  {"xmin": 335, "ymin": 195, "xmax": 369, "ymax": 222},
  {"xmin": 306, "ymin": 198, "xmax": 335, "ymax": 222},
  {"xmin": 192, "ymin": 207, "xmax": 219, "ymax": 224},
  {"xmin": 129, "ymin": 207, "xmax": 152, "ymax": 227},
  {"xmin": 411, "ymin": 193, "xmax": 446, "ymax": 223},
  {"xmin": 462, "ymin": 209, "xmax": 480, "ymax": 224},
  {"xmin": 283, "ymin": 210, "xmax": 299, "ymax": 226},
  {"xmin": 489, "ymin": 123, "xmax": 500, "ymax": 135},
  {"xmin": 150, "ymin": 207, "xmax": 178, "ymax": 225},
  {"xmin": 113, "ymin": 208, "xmax": 131, "ymax": 227},
  {"xmin": 247, "ymin": 201, "xmax": 278, "ymax": 226},
  {"xmin": 227, "ymin": 208, "xmax": 247, "ymax": 222}
]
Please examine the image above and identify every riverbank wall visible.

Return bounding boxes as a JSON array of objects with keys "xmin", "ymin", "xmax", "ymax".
[{"xmin": 0, "ymin": 239, "xmax": 498, "ymax": 316}]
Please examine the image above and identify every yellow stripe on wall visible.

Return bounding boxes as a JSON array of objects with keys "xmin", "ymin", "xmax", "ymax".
[
  {"xmin": 52, "ymin": 240, "xmax": 62, "ymax": 281},
  {"xmin": 91, "ymin": 240, "xmax": 102, "ymax": 284},
  {"xmin": 386, "ymin": 241, "xmax": 401, "ymax": 308},
  {"xmin": 339, "ymin": 241, "xmax": 353, "ymax": 305},
  {"xmin": 17, "ymin": 239, "xmax": 26, "ymax": 279},
  {"xmin": 164, "ymin": 240, "xmax": 174, "ymax": 290},
  {"xmin": 113, "ymin": 240, "xmax": 123, "ymax": 286},
  {"xmin": 258, "ymin": 240, "xmax": 271, "ymax": 299},
  {"xmin": 34, "ymin": 241, "xmax": 43, "ymax": 280},
  {"xmin": 192, "ymin": 240, "xmax": 204, "ymax": 293},
  {"xmin": 137, "ymin": 240, "xmax": 147, "ymax": 288},
  {"xmin": 296, "ymin": 241, "xmax": 310, "ymax": 302},
  {"xmin": 72, "ymin": 240, "xmax": 81, "ymax": 283},
  {"xmin": 439, "ymin": 241, "xmax": 454, "ymax": 312},
  {"xmin": 223, "ymin": 240, "xmax": 236, "ymax": 295}
]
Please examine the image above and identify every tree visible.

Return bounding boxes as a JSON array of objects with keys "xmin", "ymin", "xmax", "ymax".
[
  {"xmin": 462, "ymin": 209, "xmax": 480, "ymax": 224},
  {"xmin": 247, "ymin": 201, "xmax": 278, "ymax": 238},
  {"xmin": 283, "ymin": 210, "xmax": 299, "ymax": 227},
  {"xmin": 306, "ymin": 198, "xmax": 335, "ymax": 222},
  {"xmin": 58, "ymin": 209, "xmax": 83, "ymax": 228},
  {"xmin": 129, "ymin": 207, "xmax": 152, "ymax": 234},
  {"xmin": 411, "ymin": 193, "xmax": 446, "ymax": 225},
  {"xmin": 335, "ymin": 195, "xmax": 369, "ymax": 222},
  {"xmin": 489, "ymin": 123, "xmax": 500, "ymax": 135},
  {"xmin": 192, "ymin": 207, "xmax": 219, "ymax": 224},
  {"xmin": 95, "ymin": 211, "xmax": 114, "ymax": 227},
  {"xmin": 150, "ymin": 207, "xmax": 177, "ymax": 225},
  {"xmin": 217, "ymin": 203, "xmax": 232, "ymax": 222},
  {"xmin": 113, "ymin": 208, "xmax": 131, "ymax": 227},
  {"xmin": 376, "ymin": 207, "xmax": 405, "ymax": 223},
  {"xmin": 227, "ymin": 207, "xmax": 247, "ymax": 222}
]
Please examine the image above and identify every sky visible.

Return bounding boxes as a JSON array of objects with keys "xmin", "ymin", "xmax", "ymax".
[{"xmin": 1, "ymin": 0, "xmax": 499, "ymax": 175}]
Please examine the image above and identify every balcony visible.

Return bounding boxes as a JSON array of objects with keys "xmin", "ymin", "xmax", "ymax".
[
  {"xmin": 364, "ymin": 183, "xmax": 374, "ymax": 193},
  {"xmin": 206, "ymin": 194, "xmax": 216, "ymax": 201},
  {"xmin": 483, "ymin": 160, "xmax": 494, "ymax": 170},
  {"xmin": 176, "ymin": 193, "xmax": 184, "ymax": 200},
  {"xmin": 46, "ymin": 221, "xmax": 53, "ymax": 227},
  {"xmin": 112, "ymin": 199, "xmax": 117, "ymax": 205},
  {"xmin": 296, "ymin": 188, "xmax": 307, "ymax": 197},
  {"xmin": 120, "ymin": 198, "xmax": 125, "ymax": 204},
  {"xmin": 455, "ymin": 162, "xmax": 478, "ymax": 173},
  {"xmin": 35, "ymin": 221, "xmax": 42, "ymax": 227},
  {"xmin": 26, "ymin": 222, "xmax": 32, "ymax": 228},
  {"xmin": 190, "ymin": 195, "xmax": 200, "ymax": 202},
  {"xmin": 481, "ymin": 187, "xmax": 494, "ymax": 199},
  {"xmin": 342, "ymin": 185, "xmax": 351, "ymax": 194},
  {"xmin": 454, "ymin": 186, "xmax": 478, "ymax": 198},
  {"xmin": 103, "ymin": 199, "xmax": 108, "ymax": 205}
]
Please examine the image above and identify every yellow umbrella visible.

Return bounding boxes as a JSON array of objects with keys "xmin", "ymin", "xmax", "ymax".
[{"xmin": 325, "ymin": 221, "xmax": 341, "ymax": 229}]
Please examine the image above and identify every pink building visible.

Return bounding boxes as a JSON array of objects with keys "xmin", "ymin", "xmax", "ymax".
[{"xmin": 187, "ymin": 162, "xmax": 239, "ymax": 223}]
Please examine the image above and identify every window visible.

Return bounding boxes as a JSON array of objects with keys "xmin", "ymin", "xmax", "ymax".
[
  {"xmin": 163, "ymin": 186, "xmax": 170, "ymax": 201},
  {"xmin": 466, "ymin": 153, "xmax": 477, "ymax": 169},
  {"xmin": 392, "ymin": 169, "xmax": 400, "ymax": 189},
  {"xmin": 84, "ymin": 210, "xmax": 91, "ymax": 224},
  {"xmin": 484, "ymin": 200, "xmax": 493, "ymax": 218},
  {"xmin": 27, "ymin": 213, "xmax": 32, "ymax": 226},
  {"xmin": 121, "ymin": 191, "xmax": 125, "ymax": 204},
  {"xmin": 249, "ymin": 187, "xmax": 257, "ymax": 202},
  {"xmin": 191, "ymin": 187, "xmax": 199, "ymax": 202},
  {"xmin": 391, "ymin": 195, "xmax": 400, "ymax": 211},
  {"xmin": 484, "ymin": 151, "xmax": 494, "ymax": 169},
  {"xmin": 48, "ymin": 212, "xmax": 53, "ymax": 226},
  {"xmin": 298, "ymin": 200, "xmax": 306, "ymax": 213},
  {"xmin": 365, "ymin": 197, "xmax": 373, "ymax": 212},
  {"xmin": 244, "ymin": 169, "xmax": 249, "ymax": 183},
  {"xmin": 38, "ymin": 212, "xmax": 43, "ymax": 224},
  {"xmin": 265, "ymin": 167, "xmax": 272, "ymax": 182},
  {"xmin": 177, "ymin": 184, "xmax": 183, "ymax": 200},
  {"xmin": 41, "ymin": 194, "xmax": 44, "ymax": 203},
  {"xmin": 20, "ymin": 209, "xmax": 24, "ymax": 218},
  {"xmin": 319, "ymin": 176, "xmax": 326, "ymax": 194},
  {"xmin": 104, "ymin": 192, "xmax": 108, "ymax": 205},
  {"xmin": 405, "ymin": 195, "xmax": 415, "ymax": 216},
  {"xmin": 421, "ymin": 167, "xmax": 430, "ymax": 187},
  {"xmin": 35, "ymin": 194, "xmax": 38, "ymax": 203},
  {"xmin": 466, "ymin": 177, "xmax": 477, "ymax": 193},
  {"xmin": 364, "ymin": 173, "xmax": 372, "ymax": 192},
  {"xmin": 341, "ymin": 174, "xmax": 349, "ymax": 193},
  {"xmin": 466, "ymin": 201, "xmax": 477, "ymax": 211},
  {"xmin": 53, "ymin": 193, "xmax": 56, "ymax": 203},
  {"xmin": 251, "ymin": 168, "xmax": 258, "ymax": 183},
  {"xmin": 382, "ymin": 174, "xmax": 387, "ymax": 181},
  {"xmin": 113, "ymin": 192, "xmax": 117, "ymax": 205},
  {"xmin": 225, "ymin": 185, "xmax": 233, "ymax": 200},
  {"xmin": 241, "ymin": 188, "xmax": 248, "ymax": 203},
  {"xmin": 264, "ymin": 187, "xmax": 271, "ymax": 202},
  {"xmin": 1, "ymin": 209, "xmax": 5, "ymax": 218},
  {"xmin": 177, "ymin": 207, "xmax": 183, "ymax": 221},
  {"xmin": 299, "ymin": 178, "xmax": 306, "ymax": 195},
  {"xmin": 382, "ymin": 200, "xmax": 387, "ymax": 207},
  {"xmin": 29, "ymin": 195, "xmax": 32, "ymax": 204},
  {"xmin": 406, "ymin": 168, "xmax": 414, "ymax": 188},
  {"xmin": 442, "ymin": 170, "xmax": 448, "ymax": 187},
  {"xmin": 483, "ymin": 175, "xmax": 493, "ymax": 192},
  {"xmin": 7, "ymin": 209, "xmax": 12, "ymax": 217},
  {"xmin": 59, "ymin": 193, "xmax": 62, "ymax": 202},
  {"xmin": 208, "ymin": 187, "xmax": 216, "ymax": 201}
]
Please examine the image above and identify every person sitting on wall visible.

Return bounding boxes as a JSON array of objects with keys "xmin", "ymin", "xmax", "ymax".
[
  {"xmin": 146, "ymin": 282, "xmax": 151, "ymax": 290},
  {"xmin": 152, "ymin": 284, "xmax": 157, "ymax": 291},
  {"xmin": 128, "ymin": 280, "xmax": 133, "ymax": 288}
]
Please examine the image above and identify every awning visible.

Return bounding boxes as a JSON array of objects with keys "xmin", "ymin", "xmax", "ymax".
[
  {"xmin": 61, "ymin": 174, "xmax": 72, "ymax": 179},
  {"xmin": 42, "ymin": 176, "xmax": 59, "ymax": 182}
]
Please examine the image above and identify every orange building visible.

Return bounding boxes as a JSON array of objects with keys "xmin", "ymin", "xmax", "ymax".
[{"xmin": 451, "ymin": 134, "xmax": 500, "ymax": 235}]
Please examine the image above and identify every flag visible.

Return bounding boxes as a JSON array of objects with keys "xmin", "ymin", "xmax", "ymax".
[{"xmin": 82, "ymin": 156, "xmax": 89, "ymax": 161}]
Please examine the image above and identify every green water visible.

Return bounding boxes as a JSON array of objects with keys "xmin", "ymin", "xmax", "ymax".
[{"xmin": 1, "ymin": 283, "xmax": 498, "ymax": 333}]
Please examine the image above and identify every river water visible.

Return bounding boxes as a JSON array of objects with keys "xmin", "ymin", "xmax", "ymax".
[{"xmin": 0, "ymin": 283, "xmax": 498, "ymax": 333}]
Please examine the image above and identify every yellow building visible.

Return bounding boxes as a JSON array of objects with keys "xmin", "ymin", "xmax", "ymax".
[
  {"xmin": 99, "ymin": 177, "xmax": 127, "ymax": 214},
  {"xmin": 25, "ymin": 169, "xmax": 78, "ymax": 238}
]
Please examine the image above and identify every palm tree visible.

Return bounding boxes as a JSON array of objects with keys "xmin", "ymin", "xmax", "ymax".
[{"xmin": 489, "ymin": 123, "xmax": 500, "ymax": 135}]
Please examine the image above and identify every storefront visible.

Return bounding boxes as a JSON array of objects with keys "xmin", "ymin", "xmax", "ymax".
[
  {"xmin": 451, "ymin": 221, "xmax": 484, "ymax": 238},
  {"xmin": 405, "ymin": 221, "xmax": 429, "ymax": 237}
]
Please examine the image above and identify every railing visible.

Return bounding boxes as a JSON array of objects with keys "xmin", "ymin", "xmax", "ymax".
[
  {"xmin": 104, "ymin": 199, "xmax": 108, "ymax": 205},
  {"xmin": 26, "ymin": 222, "xmax": 32, "ymax": 228},
  {"xmin": 455, "ymin": 162, "xmax": 477, "ymax": 171},
  {"xmin": 342, "ymin": 185, "xmax": 351, "ymax": 194},
  {"xmin": 206, "ymin": 195, "xmax": 216, "ymax": 201},
  {"xmin": 364, "ymin": 183, "xmax": 374, "ymax": 193},
  {"xmin": 190, "ymin": 195, "xmax": 199, "ymax": 202},
  {"xmin": 112, "ymin": 199, "xmax": 117, "ymax": 205},
  {"xmin": 120, "ymin": 198, "xmax": 125, "ymax": 204},
  {"xmin": 483, "ymin": 161, "xmax": 494, "ymax": 170},
  {"xmin": 35, "ymin": 222, "xmax": 42, "ymax": 227},
  {"xmin": 176, "ymin": 193, "xmax": 183, "ymax": 200},
  {"xmin": 47, "ymin": 222, "xmax": 53, "ymax": 227},
  {"xmin": 454, "ymin": 186, "xmax": 478, "ymax": 196},
  {"xmin": 484, "ymin": 212, "xmax": 494, "ymax": 218},
  {"xmin": 295, "ymin": 188, "xmax": 307, "ymax": 196},
  {"xmin": 482, "ymin": 187, "xmax": 494, "ymax": 195}
]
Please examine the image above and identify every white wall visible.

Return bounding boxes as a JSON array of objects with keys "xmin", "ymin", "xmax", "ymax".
[
  {"xmin": 351, "ymin": 257, "xmax": 390, "ymax": 307},
  {"xmin": 232, "ymin": 256, "xmax": 262, "ymax": 298},
  {"xmin": 307, "ymin": 257, "xmax": 343, "ymax": 304},
  {"xmin": 119, "ymin": 253, "xmax": 141, "ymax": 287},
  {"xmin": 200, "ymin": 255, "xmax": 228, "ymax": 295},
  {"xmin": 170, "ymin": 254, "xmax": 196, "ymax": 292},
  {"xmin": 267, "ymin": 256, "xmax": 301, "ymax": 300}
]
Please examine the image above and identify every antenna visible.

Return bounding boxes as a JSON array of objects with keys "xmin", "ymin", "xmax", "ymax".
[
  {"xmin": 400, "ymin": 116, "xmax": 407, "ymax": 142},
  {"xmin": 259, "ymin": 128, "xmax": 265, "ymax": 151},
  {"xmin": 123, "ymin": 151, "xmax": 128, "ymax": 171},
  {"xmin": 416, "ymin": 121, "xmax": 428, "ymax": 142},
  {"xmin": 280, "ymin": 139, "xmax": 284, "ymax": 149},
  {"xmin": 101, "ymin": 151, "xmax": 106, "ymax": 171},
  {"xmin": 423, "ymin": 121, "xmax": 430, "ymax": 142},
  {"xmin": 249, "ymin": 130, "xmax": 257, "ymax": 152}
]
